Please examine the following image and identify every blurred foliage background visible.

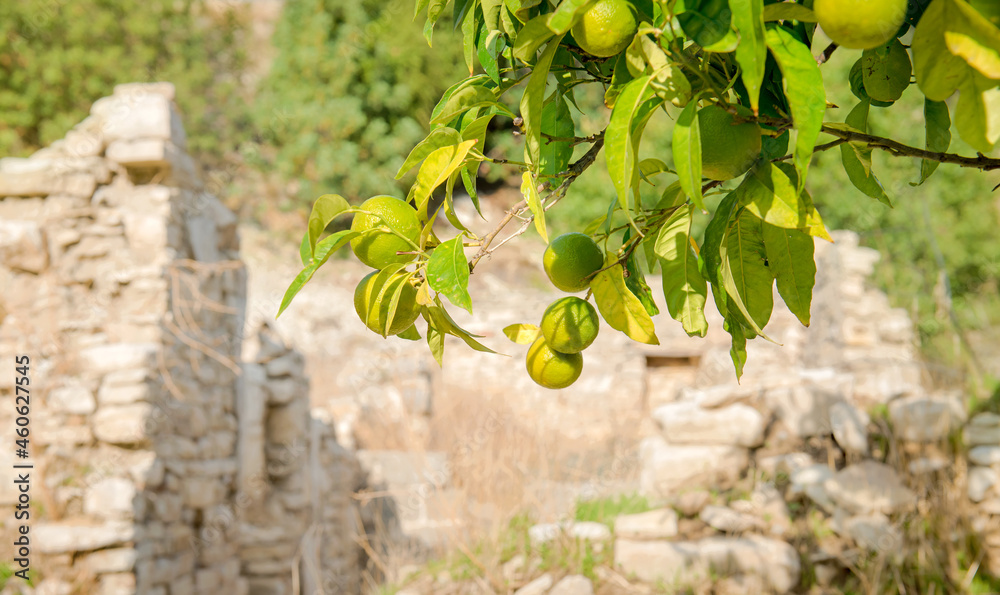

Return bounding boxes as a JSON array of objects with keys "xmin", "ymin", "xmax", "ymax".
[{"xmin": 0, "ymin": 0, "xmax": 997, "ymax": 388}]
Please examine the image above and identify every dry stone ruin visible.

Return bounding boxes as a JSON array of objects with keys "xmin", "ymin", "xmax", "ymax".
[
  {"xmin": 2, "ymin": 82, "xmax": 1000, "ymax": 595},
  {"xmin": 0, "ymin": 83, "xmax": 366, "ymax": 595}
]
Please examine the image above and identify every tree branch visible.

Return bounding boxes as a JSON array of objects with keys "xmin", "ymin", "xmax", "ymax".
[
  {"xmin": 748, "ymin": 113, "xmax": 1000, "ymax": 171},
  {"xmin": 468, "ymin": 136, "xmax": 605, "ymax": 272},
  {"xmin": 816, "ymin": 42, "xmax": 838, "ymax": 65}
]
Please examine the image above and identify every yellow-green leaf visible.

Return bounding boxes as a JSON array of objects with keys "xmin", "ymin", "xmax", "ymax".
[
  {"xmin": 503, "ymin": 323, "xmax": 541, "ymax": 344},
  {"xmin": 591, "ymin": 264, "xmax": 660, "ymax": 345},
  {"xmin": 521, "ymin": 171, "xmax": 548, "ymax": 243},
  {"xmin": 655, "ymin": 206, "xmax": 709, "ymax": 337}
]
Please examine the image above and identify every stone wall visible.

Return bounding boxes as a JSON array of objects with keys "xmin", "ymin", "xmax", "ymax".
[{"xmin": 0, "ymin": 84, "xmax": 362, "ymax": 594}]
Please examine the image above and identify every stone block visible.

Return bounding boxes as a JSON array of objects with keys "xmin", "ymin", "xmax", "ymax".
[
  {"xmin": 97, "ymin": 573, "xmax": 136, "ymax": 595},
  {"xmin": 83, "ymin": 477, "xmax": 137, "ymax": 520},
  {"xmin": 549, "ymin": 575, "xmax": 594, "ymax": 595},
  {"xmin": 98, "ymin": 382, "xmax": 151, "ymax": 405},
  {"xmin": 652, "ymin": 401, "xmax": 765, "ymax": 447},
  {"xmin": 614, "ymin": 508, "xmax": 679, "ymax": 540},
  {"xmin": 81, "ymin": 548, "xmax": 137, "ymax": 574},
  {"xmin": 823, "ymin": 461, "xmax": 915, "ymax": 515},
  {"xmin": 35, "ymin": 521, "xmax": 135, "ymax": 554},
  {"xmin": 0, "ymin": 219, "xmax": 49, "ymax": 274},
  {"xmin": 93, "ymin": 403, "xmax": 154, "ymax": 444},
  {"xmin": 48, "ymin": 383, "xmax": 97, "ymax": 415},
  {"xmin": 888, "ymin": 393, "xmax": 966, "ymax": 442},
  {"xmin": 765, "ymin": 384, "xmax": 844, "ymax": 437},
  {"xmin": 91, "ymin": 86, "xmax": 186, "ymax": 147},
  {"xmin": 79, "ymin": 343, "xmax": 158, "ymax": 375},
  {"xmin": 639, "ymin": 437, "xmax": 748, "ymax": 498},
  {"xmin": 181, "ymin": 477, "xmax": 227, "ymax": 509},
  {"xmin": 829, "ymin": 401, "xmax": 869, "ymax": 455},
  {"xmin": 967, "ymin": 412, "xmax": 1000, "ymax": 445}
]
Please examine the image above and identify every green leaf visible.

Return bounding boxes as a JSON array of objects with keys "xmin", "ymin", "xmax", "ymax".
[
  {"xmin": 720, "ymin": 210, "xmax": 774, "ymax": 335},
  {"xmin": 762, "ymin": 222, "xmax": 814, "ymax": 327},
  {"xmin": 306, "ymin": 194, "xmax": 350, "ymax": 257},
  {"xmin": 540, "ymin": 94, "xmax": 574, "ymax": 181},
  {"xmin": 443, "ymin": 169, "xmax": 469, "ymax": 232},
  {"xmin": 503, "ymin": 323, "xmax": 541, "ymax": 344},
  {"xmin": 429, "ymin": 298, "xmax": 500, "ymax": 354},
  {"xmin": 299, "ymin": 232, "xmax": 311, "ymax": 267},
  {"xmin": 605, "ymin": 52, "xmax": 635, "ymax": 108},
  {"xmin": 427, "ymin": 236, "xmax": 473, "ymax": 313},
  {"xmin": 513, "ymin": 14, "xmax": 556, "ymax": 62},
  {"xmin": 839, "ymin": 100, "xmax": 891, "ymax": 205},
  {"xmin": 678, "ymin": 0, "xmax": 733, "ymax": 48},
  {"xmin": 591, "ymin": 264, "xmax": 660, "ymax": 345},
  {"xmin": 479, "ymin": 27, "xmax": 506, "ymax": 84},
  {"xmin": 917, "ymin": 99, "xmax": 952, "ymax": 185},
  {"xmin": 521, "ymin": 37, "xmax": 564, "ymax": 166},
  {"xmin": 375, "ymin": 266, "xmax": 414, "ymax": 337},
  {"xmin": 742, "ymin": 161, "xmax": 833, "ymax": 240},
  {"xmin": 672, "ymin": 100, "xmax": 704, "ymax": 212},
  {"xmin": 547, "ymin": 0, "xmax": 595, "ymax": 34},
  {"xmin": 913, "ymin": 0, "xmax": 971, "ymax": 101},
  {"xmin": 702, "ymin": 186, "xmax": 744, "ymax": 288},
  {"xmin": 955, "ymin": 71, "xmax": 1000, "ymax": 154},
  {"xmin": 725, "ymin": 314, "xmax": 749, "ymax": 379},
  {"xmin": 462, "ymin": 1, "xmax": 479, "ymax": 74},
  {"xmin": 396, "ymin": 127, "xmax": 463, "ymax": 179},
  {"xmin": 731, "ymin": 0, "xmax": 766, "ymax": 114},
  {"xmin": 398, "ymin": 324, "xmax": 422, "ymax": 341},
  {"xmin": 765, "ymin": 26, "xmax": 825, "ymax": 192},
  {"xmin": 945, "ymin": 0, "xmax": 1000, "ymax": 79},
  {"xmin": 423, "ymin": 0, "xmax": 448, "ymax": 45},
  {"xmin": 607, "ymin": 75, "xmax": 658, "ymax": 213},
  {"xmin": 655, "ymin": 206, "xmax": 709, "ymax": 337},
  {"xmin": 431, "ymin": 84, "xmax": 499, "ymax": 125},
  {"xmin": 762, "ymin": 2, "xmax": 816, "ymax": 22},
  {"xmin": 410, "ymin": 140, "xmax": 479, "ymax": 216},
  {"xmin": 625, "ymin": 250, "xmax": 660, "ymax": 316},
  {"xmin": 862, "ymin": 39, "xmax": 912, "ymax": 103},
  {"xmin": 521, "ymin": 171, "xmax": 548, "ymax": 243},
  {"xmin": 278, "ymin": 230, "xmax": 361, "ymax": 318},
  {"xmin": 431, "ymin": 76, "xmax": 490, "ymax": 125},
  {"xmin": 424, "ymin": 310, "xmax": 446, "ymax": 365}
]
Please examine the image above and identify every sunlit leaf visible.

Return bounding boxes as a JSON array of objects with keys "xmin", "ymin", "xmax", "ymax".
[
  {"xmin": 503, "ymin": 323, "xmax": 541, "ymax": 344},
  {"xmin": 655, "ymin": 206, "xmax": 709, "ymax": 337},
  {"xmin": 732, "ymin": 0, "xmax": 766, "ymax": 114},
  {"xmin": 521, "ymin": 171, "xmax": 548, "ymax": 243},
  {"xmin": 592, "ymin": 264, "xmax": 660, "ymax": 345},
  {"xmin": 427, "ymin": 236, "xmax": 473, "ymax": 313},
  {"xmin": 673, "ymin": 100, "xmax": 704, "ymax": 212},
  {"xmin": 762, "ymin": 222, "xmax": 814, "ymax": 327},
  {"xmin": 766, "ymin": 26, "xmax": 825, "ymax": 192},
  {"xmin": 521, "ymin": 37, "xmax": 565, "ymax": 166}
]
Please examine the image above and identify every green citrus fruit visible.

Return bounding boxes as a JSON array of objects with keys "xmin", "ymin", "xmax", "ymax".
[
  {"xmin": 540, "ymin": 297, "xmax": 600, "ymax": 354},
  {"xmin": 571, "ymin": 0, "xmax": 638, "ymax": 58},
  {"xmin": 815, "ymin": 0, "xmax": 907, "ymax": 49},
  {"xmin": 543, "ymin": 233, "xmax": 605, "ymax": 293},
  {"xmin": 353, "ymin": 271, "xmax": 421, "ymax": 336},
  {"xmin": 698, "ymin": 105, "xmax": 762, "ymax": 181},
  {"xmin": 525, "ymin": 336, "xmax": 584, "ymax": 389},
  {"xmin": 350, "ymin": 195, "xmax": 421, "ymax": 269}
]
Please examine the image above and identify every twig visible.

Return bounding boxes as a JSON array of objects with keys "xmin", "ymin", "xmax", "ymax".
[
  {"xmin": 816, "ymin": 42, "xmax": 838, "ymax": 65},
  {"xmin": 468, "ymin": 136, "xmax": 605, "ymax": 272},
  {"xmin": 749, "ymin": 112, "xmax": 1000, "ymax": 171},
  {"xmin": 774, "ymin": 138, "xmax": 849, "ymax": 161},
  {"xmin": 542, "ymin": 130, "xmax": 605, "ymax": 147}
]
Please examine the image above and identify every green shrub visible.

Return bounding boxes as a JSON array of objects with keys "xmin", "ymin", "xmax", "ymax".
[
  {"xmin": 0, "ymin": 0, "xmax": 248, "ymax": 164},
  {"xmin": 251, "ymin": 0, "xmax": 468, "ymax": 207}
]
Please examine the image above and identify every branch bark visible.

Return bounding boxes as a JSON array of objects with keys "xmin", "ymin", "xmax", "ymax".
[{"xmin": 468, "ymin": 135, "xmax": 605, "ymax": 272}]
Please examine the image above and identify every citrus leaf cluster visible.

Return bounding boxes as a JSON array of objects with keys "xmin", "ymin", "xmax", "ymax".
[{"xmin": 279, "ymin": 0, "xmax": 1000, "ymax": 380}]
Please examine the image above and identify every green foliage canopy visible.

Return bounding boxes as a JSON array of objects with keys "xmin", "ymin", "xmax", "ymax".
[{"xmin": 283, "ymin": 0, "xmax": 1000, "ymax": 381}]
